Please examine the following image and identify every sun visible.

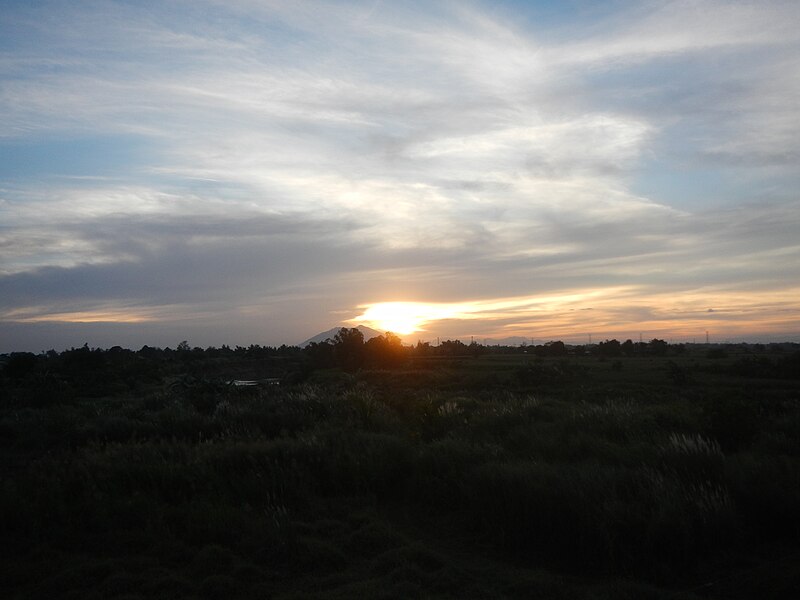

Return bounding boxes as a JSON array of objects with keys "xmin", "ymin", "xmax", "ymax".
[{"xmin": 352, "ymin": 302, "xmax": 437, "ymax": 335}]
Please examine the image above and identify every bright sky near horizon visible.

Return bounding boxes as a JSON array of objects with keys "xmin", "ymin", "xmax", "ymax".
[{"xmin": 2, "ymin": 0, "xmax": 800, "ymax": 351}]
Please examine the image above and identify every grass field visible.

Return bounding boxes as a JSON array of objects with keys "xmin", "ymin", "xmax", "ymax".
[{"xmin": 2, "ymin": 345, "xmax": 799, "ymax": 598}]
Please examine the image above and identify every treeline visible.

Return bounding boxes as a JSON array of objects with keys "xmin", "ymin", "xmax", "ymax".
[
  {"xmin": 3, "ymin": 333, "xmax": 799, "ymax": 394},
  {"xmin": 303, "ymin": 329, "xmax": 799, "ymax": 372},
  {"xmin": 304, "ymin": 331, "xmax": 692, "ymax": 372},
  {"xmin": 0, "ymin": 342, "xmax": 303, "ymax": 404},
  {"xmin": 304, "ymin": 329, "xmax": 500, "ymax": 370}
]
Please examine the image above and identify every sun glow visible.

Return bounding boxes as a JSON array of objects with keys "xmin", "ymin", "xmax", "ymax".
[
  {"xmin": 349, "ymin": 286, "xmax": 800, "ymax": 342},
  {"xmin": 350, "ymin": 302, "xmax": 459, "ymax": 335},
  {"xmin": 349, "ymin": 291, "xmax": 619, "ymax": 336}
]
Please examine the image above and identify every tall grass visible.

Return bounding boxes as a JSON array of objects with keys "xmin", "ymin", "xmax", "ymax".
[{"xmin": 2, "ymin": 370, "xmax": 798, "ymax": 598}]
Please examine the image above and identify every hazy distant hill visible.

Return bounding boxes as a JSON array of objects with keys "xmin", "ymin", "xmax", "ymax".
[
  {"xmin": 299, "ymin": 325, "xmax": 383, "ymax": 347},
  {"xmin": 483, "ymin": 336, "xmax": 533, "ymax": 346}
]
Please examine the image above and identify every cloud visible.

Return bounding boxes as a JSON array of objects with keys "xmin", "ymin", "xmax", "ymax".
[
  {"xmin": 1, "ymin": 1, "xmax": 799, "ymax": 350},
  {"xmin": 351, "ymin": 282, "xmax": 800, "ymax": 344}
]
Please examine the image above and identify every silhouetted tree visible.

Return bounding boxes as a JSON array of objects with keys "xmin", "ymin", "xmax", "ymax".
[
  {"xmin": 648, "ymin": 339, "xmax": 669, "ymax": 356},
  {"xmin": 413, "ymin": 341, "xmax": 432, "ymax": 357},
  {"xmin": 62, "ymin": 344, "xmax": 105, "ymax": 377},
  {"xmin": 333, "ymin": 327, "xmax": 366, "ymax": 371},
  {"xmin": 468, "ymin": 341, "xmax": 487, "ymax": 357},
  {"xmin": 304, "ymin": 341, "xmax": 335, "ymax": 369},
  {"xmin": 597, "ymin": 339, "xmax": 621, "ymax": 357},
  {"xmin": 545, "ymin": 341, "xmax": 567, "ymax": 357},
  {"xmin": 365, "ymin": 332, "xmax": 407, "ymax": 368},
  {"xmin": 3, "ymin": 352, "xmax": 38, "ymax": 381},
  {"xmin": 439, "ymin": 339, "xmax": 468, "ymax": 356}
]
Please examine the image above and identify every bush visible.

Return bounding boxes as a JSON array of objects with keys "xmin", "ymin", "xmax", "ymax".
[
  {"xmin": 726, "ymin": 453, "xmax": 800, "ymax": 540},
  {"xmin": 467, "ymin": 459, "xmax": 737, "ymax": 576},
  {"xmin": 704, "ymin": 395, "xmax": 760, "ymax": 452},
  {"xmin": 3, "ymin": 352, "xmax": 38, "ymax": 381},
  {"xmin": 666, "ymin": 361, "xmax": 691, "ymax": 385}
]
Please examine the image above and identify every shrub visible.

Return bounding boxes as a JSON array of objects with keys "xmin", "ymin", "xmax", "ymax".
[
  {"xmin": 666, "ymin": 360, "xmax": 691, "ymax": 385},
  {"xmin": 726, "ymin": 453, "xmax": 800, "ymax": 540},
  {"xmin": 704, "ymin": 395, "xmax": 760, "ymax": 452},
  {"xmin": 467, "ymin": 459, "xmax": 737, "ymax": 576},
  {"xmin": 3, "ymin": 352, "xmax": 39, "ymax": 381}
]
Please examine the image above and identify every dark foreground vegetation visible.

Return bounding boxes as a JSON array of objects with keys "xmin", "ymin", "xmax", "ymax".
[{"xmin": 2, "ymin": 333, "xmax": 800, "ymax": 599}]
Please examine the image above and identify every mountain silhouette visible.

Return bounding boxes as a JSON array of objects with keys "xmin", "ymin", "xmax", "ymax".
[{"xmin": 299, "ymin": 325, "xmax": 383, "ymax": 348}]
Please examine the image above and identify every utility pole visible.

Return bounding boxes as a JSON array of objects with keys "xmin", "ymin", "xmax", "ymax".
[{"xmin": 706, "ymin": 331, "xmax": 709, "ymax": 344}]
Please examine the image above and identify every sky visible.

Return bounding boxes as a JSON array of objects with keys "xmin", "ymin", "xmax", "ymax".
[{"xmin": 2, "ymin": 0, "xmax": 800, "ymax": 352}]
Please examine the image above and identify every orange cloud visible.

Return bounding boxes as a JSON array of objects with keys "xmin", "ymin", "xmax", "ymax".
[{"xmin": 350, "ymin": 286, "xmax": 800, "ymax": 342}]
